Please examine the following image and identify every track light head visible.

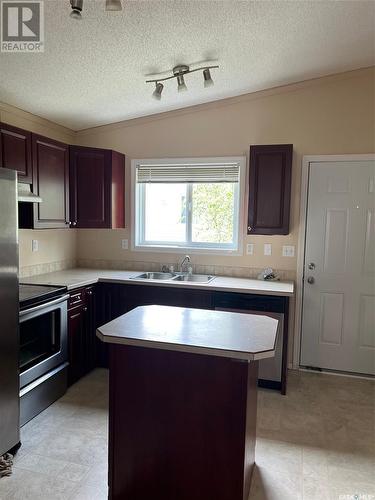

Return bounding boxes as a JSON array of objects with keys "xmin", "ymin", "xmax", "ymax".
[
  {"xmin": 203, "ymin": 68, "xmax": 214, "ymax": 87},
  {"xmin": 105, "ymin": 0, "xmax": 122, "ymax": 11},
  {"xmin": 70, "ymin": 0, "xmax": 83, "ymax": 19},
  {"xmin": 177, "ymin": 74, "xmax": 187, "ymax": 92},
  {"xmin": 152, "ymin": 82, "xmax": 164, "ymax": 100}
]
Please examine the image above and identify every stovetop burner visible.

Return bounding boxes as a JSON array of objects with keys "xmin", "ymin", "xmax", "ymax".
[{"xmin": 19, "ymin": 284, "xmax": 68, "ymax": 311}]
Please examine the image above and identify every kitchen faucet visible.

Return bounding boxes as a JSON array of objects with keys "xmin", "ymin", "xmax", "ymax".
[{"xmin": 180, "ymin": 255, "xmax": 191, "ymax": 274}]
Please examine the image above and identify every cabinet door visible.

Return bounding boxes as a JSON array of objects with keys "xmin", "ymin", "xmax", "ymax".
[
  {"xmin": 0, "ymin": 123, "xmax": 32, "ymax": 183},
  {"xmin": 69, "ymin": 146, "xmax": 112, "ymax": 228},
  {"xmin": 32, "ymin": 135, "xmax": 70, "ymax": 229},
  {"xmin": 68, "ymin": 306, "xmax": 85, "ymax": 386},
  {"xmin": 247, "ymin": 144, "xmax": 293, "ymax": 235}
]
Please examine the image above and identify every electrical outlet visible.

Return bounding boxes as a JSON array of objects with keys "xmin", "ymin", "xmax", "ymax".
[
  {"xmin": 121, "ymin": 239, "xmax": 129, "ymax": 250},
  {"xmin": 282, "ymin": 245, "xmax": 295, "ymax": 257},
  {"xmin": 264, "ymin": 243, "xmax": 272, "ymax": 256},
  {"xmin": 246, "ymin": 243, "xmax": 254, "ymax": 255},
  {"xmin": 32, "ymin": 239, "xmax": 39, "ymax": 252}
]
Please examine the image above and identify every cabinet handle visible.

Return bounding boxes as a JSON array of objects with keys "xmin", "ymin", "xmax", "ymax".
[
  {"xmin": 247, "ymin": 226, "xmax": 252, "ymax": 232},
  {"xmin": 87, "ymin": 290, "xmax": 93, "ymax": 295},
  {"xmin": 83, "ymin": 307, "xmax": 88, "ymax": 312},
  {"xmin": 72, "ymin": 221, "xmax": 77, "ymax": 227}
]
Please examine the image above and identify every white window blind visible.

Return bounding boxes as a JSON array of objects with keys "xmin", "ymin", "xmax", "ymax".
[{"xmin": 136, "ymin": 162, "xmax": 240, "ymax": 183}]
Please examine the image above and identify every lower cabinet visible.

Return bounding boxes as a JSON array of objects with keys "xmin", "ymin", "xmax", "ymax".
[
  {"xmin": 67, "ymin": 286, "xmax": 96, "ymax": 386},
  {"xmin": 68, "ymin": 282, "xmax": 289, "ymax": 393}
]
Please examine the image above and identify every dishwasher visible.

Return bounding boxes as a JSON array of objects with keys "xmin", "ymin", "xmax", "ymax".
[{"xmin": 213, "ymin": 292, "xmax": 285, "ymax": 391}]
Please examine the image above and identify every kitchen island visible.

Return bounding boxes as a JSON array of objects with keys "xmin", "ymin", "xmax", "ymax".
[{"xmin": 97, "ymin": 304, "xmax": 279, "ymax": 500}]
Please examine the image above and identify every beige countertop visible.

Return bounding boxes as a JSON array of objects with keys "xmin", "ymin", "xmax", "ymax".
[
  {"xmin": 96, "ymin": 305, "xmax": 279, "ymax": 361},
  {"xmin": 21, "ymin": 268, "xmax": 294, "ymax": 297}
]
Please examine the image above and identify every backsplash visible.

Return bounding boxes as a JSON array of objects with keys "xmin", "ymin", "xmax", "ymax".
[
  {"xmin": 20, "ymin": 259, "xmax": 77, "ymax": 278},
  {"xmin": 77, "ymin": 258, "xmax": 296, "ymax": 281}
]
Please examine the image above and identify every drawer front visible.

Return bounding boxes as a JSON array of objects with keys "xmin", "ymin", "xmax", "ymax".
[{"xmin": 68, "ymin": 290, "xmax": 85, "ymax": 309}]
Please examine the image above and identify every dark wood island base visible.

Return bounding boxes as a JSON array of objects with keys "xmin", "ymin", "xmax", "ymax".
[
  {"xmin": 108, "ymin": 344, "xmax": 259, "ymax": 500},
  {"xmin": 97, "ymin": 305, "xmax": 279, "ymax": 500}
]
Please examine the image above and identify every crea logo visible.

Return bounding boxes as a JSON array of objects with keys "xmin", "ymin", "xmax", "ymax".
[{"xmin": 1, "ymin": 0, "xmax": 44, "ymax": 52}]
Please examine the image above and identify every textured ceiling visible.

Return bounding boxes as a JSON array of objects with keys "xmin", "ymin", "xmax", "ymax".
[{"xmin": 1, "ymin": 0, "xmax": 374, "ymax": 130}]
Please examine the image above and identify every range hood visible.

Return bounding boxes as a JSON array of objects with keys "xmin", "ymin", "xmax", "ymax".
[{"xmin": 17, "ymin": 183, "xmax": 42, "ymax": 203}]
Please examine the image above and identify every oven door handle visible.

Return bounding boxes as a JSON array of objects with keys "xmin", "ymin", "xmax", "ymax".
[{"xmin": 19, "ymin": 294, "xmax": 70, "ymax": 317}]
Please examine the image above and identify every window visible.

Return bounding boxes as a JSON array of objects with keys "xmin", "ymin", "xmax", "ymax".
[{"xmin": 132, "ymin": 157, "xmax": 245, "ymax": 253}]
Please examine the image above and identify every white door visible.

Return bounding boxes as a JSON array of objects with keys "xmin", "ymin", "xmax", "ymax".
[{"xmin": 300, "ymin": 160, "xmax": 375, "ymax": 375}]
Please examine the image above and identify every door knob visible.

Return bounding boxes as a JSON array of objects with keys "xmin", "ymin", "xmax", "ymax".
[
  {"xmin": 307, "ymin": 276, "xmax": 315, "ymax": 284},
  {"xmin": 308, "ymin": 262, "xmax": 316, "ymax": 270}
]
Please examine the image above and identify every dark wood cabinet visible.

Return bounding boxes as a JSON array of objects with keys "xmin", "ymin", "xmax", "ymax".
[
  {"xmin": 67, "ymin": 286, "xmax": 96, "ymax": 386},
  {"xmin": 0, "ymin": 123, "xmax": 32, "ymax": 183},
  {"xmin": 69, "ymin": 146, "xmax": 125, "ymax": 229},
  {"xmin": 0, "ymin": 122, "xmax": 126, "ymax": 230},
  {"xmin": 32, "ymin": 134, "xmax": 70, "ymax": 229},
  {"xmin": 247, "ymin": 144, "xmax": 293, "ymax": 235}
]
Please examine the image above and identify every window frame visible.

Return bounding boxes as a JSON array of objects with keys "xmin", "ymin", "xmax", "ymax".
[{"xmin": 131, "ymin": 157, "xmax": 247, "ymax": 256}]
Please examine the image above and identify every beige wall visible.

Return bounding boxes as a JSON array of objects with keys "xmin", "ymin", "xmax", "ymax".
[
  {"xmin": 75, "ymin": 68, "xmax": 375, "ymax": 274},
  {"xmin": 18, "ymin": 229, "xmax": 77, "ymax": 276},
  {"xmin": 0, "ymin": 102, "xmax": 77, "ymax": 273},
  {"xmin": 1, "ymin": 68, "xmax": 374, "ymax": 276}
]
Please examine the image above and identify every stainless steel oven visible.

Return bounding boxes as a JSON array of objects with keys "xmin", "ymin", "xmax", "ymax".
[
  {"xmin": 20, "ymin": 295, "xmax": 68, "ymax": 388},
  {"xmin": 19, "ymin": 285, "xmax": 69, "ymax": 425}
]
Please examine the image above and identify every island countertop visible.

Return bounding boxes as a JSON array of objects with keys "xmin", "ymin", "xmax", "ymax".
[{"xmin": 96, "ymin": 304, "xmax": 279, "ymax": 361}]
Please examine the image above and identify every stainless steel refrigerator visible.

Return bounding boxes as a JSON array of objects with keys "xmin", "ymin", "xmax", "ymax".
[{"xmin": 0, "ymin": 168, "xmax": 20, "ymax": 456}]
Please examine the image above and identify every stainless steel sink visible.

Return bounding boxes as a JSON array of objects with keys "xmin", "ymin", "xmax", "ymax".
[
  {"xmin": 131, "ymin": 272, "xmax": 215, "ymax": 284},
  {"xmin": 172, "ymin": 274, "xmax": 215, "ymax": 283},
  {"xmin": 132, "ymin": 272, "xmax": 176, "ymax": 280}
]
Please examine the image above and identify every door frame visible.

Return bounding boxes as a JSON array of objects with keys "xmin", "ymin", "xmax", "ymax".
[{"xmin": 293, "ymin": 153, "xmax": 375, "ymax": 369}]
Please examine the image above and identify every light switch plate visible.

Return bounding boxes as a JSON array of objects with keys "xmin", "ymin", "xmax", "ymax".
[
  {"xmin": 282, "ymin": 245, "xmax": 295, "ymax": 257},
  {"xmin": 32, "ymin": 239, "xmax": 39, "ymax": 252},
  {"xmin": 121, "ymin": 239, "xmax": 129, "ymax": 250},
  {"xmin": 264, "ymin": 243, "xmax": 272, "ymax": 256},
  {"xmin": 246, "ymin": 243, "xmax": 254, "ymax": 255}
]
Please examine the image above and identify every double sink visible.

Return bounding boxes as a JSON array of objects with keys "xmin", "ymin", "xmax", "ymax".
[{"xmin": 131, "ymin": 272, "xmax": 215, "ymax": 284}]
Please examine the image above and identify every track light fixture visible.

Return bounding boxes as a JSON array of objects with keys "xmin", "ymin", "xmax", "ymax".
[
  {"xmin": 146, "ymin": 64, "xmax": 219, "ymax": 100},
  {"xmin": 69, "ymin": 0, "xmax": 122, "ymax": 19}
]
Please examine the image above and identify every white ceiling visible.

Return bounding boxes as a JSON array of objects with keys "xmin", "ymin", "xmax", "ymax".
[{"xmin": 1, "ymin": 0, "xmax": 374, "ymax": 131}]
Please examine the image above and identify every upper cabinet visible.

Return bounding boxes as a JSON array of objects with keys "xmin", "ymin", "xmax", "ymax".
[
  {"xmin": 69, "ymin": 146, "xmax": 125, "ymax": 229},
  {"xmin": 0, "ymin": 123, "xmax": 32, "ymax": 183},
  {"xmin": 247, "ymin": 144, "xmax": 293, "ymax": 235},
  {"xmin": 32, "ymin": 135, "xmax": 70, "ymax": 229}
]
